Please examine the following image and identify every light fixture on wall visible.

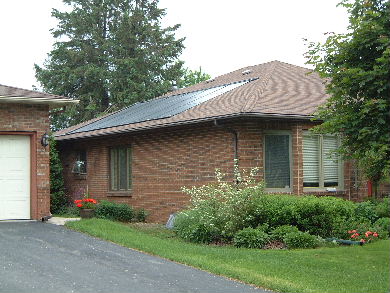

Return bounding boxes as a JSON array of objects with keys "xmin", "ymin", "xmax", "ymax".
[{"xmin": 41, "ymin": 132, "xmax": 49, "ymax": 148}]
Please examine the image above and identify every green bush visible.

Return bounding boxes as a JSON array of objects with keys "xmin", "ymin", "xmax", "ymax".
[
  {"xmin": 49, "ymin": 135, "xmax": 69, "ymax": 214},
  {"xmin": 95, "ymin": 200, "xmax": 134, "ymax": 222},
  {"xmin": 333, "ymin": 217, "xmax": 389, "ymax": 240},
  {"xmin": 374, "ymin": 217, "xmax": 390, "ymax": 234},
  {"xmin": 284, "ymin": 231, "xmax": 320, "ymax": 249},
  {"xmin": 174, "ymin": 209, "xmax": 220, "ymax": 243},
  {"xmin": 233, "ymin": 227, "xmax": 270, "ymax": 249},
  {"xmin": 375, "ymin": 198, "xmax": 390, "ymax": 218},
  {"xmin": 253, "ymin": 195, "xmax": 355, "ymax": 237},
  {"xmin": 135, "ymin": 209, "xmax": 149, "ymax": 222},
  {"xmin": 270, "ymin": 225, "xmax": 299, "ymax": 241},
  {"xmin": 355, "ymin": 201, "xmax": 379, "ymax": 223},
  {"xmin": 175, "ymin": 168, "xmax": 265, "ymax": 242}
]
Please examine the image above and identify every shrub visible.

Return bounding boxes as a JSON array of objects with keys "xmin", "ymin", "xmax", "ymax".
[
  {"xmin": 374, "ymin": 217, "xmax": 390, "ymax": 234},
  {"xmin": 253, "ymin": 195, "xmax": 356, "ymax": 237},
  {"xmin": 375, "ymin": 198, "xmax": 390, "ymax": 218},
  {"xmin": 175, "ymin": 167, "xmax": 265, "ymax": 242},
  {"xmin": 355, "ymin": 201, "xmax": 379, "ymax": 223},
  {"xmin": 333, "ymin": 218, "xmax": 389, "ymax": 240},
  {"xmin": 284, "ymin": 231, "xmax": 320, "ymax": 249},
  {"xmin": 95, "ymin": 200, "xmax": 134, "ymax": 222},
  {"xmin": 135, "ymin": 209, "xmax": 149, "ymax": 222},
  {"xmin": 174, "ymin": 209, "xmax": 220, "ymax": 243},
  {"xmin": 49, "ymin": 135, "xmax": 69, "ymax": 214},
  {"xmin": 233, "ymin": 228, "xmax": 270, "ymax": 249},
  {"xmin": 270, "ymin": 225, "xmax": 299, "ymax": 241}
]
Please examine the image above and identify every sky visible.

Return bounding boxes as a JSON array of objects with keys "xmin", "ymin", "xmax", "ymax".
[{"xmin": 0, "ymin": 0, "xmax": 349, "ymax": 90}]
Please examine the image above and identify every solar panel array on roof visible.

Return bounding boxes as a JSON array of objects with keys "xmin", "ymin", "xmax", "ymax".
[{"xmin": 70, "ymin": 79, "xmax": 256, "ymax": 134}]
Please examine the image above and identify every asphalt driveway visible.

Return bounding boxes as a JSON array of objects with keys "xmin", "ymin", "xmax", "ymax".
[{"xmin": 0, "ymin": 221, "xmax": 268, "ymax": 293}]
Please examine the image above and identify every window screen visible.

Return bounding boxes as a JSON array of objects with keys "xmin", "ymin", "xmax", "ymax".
[
  {"xmin": 264, "ymin": 134, "xmax": 291, "ymax": 189},
  {"xmin": 110, "ymin": 147, "xmax": 132, "ymax": 191}
]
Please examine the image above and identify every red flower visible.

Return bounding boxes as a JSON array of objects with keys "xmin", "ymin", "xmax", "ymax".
[
  {"xmin": 373, "ymin": 232, "xmax": 378, "ymax": 237},
  {"xmin": 76, "ymin": 203, "xmax": 83, "ymax": 208},
  {"xmin": 74, "ymin": 200, "xmax": 82, "ymax": 204},
  {"xmin": 351, "ymin": 230, "xmax": 357, "ymax": 233}
]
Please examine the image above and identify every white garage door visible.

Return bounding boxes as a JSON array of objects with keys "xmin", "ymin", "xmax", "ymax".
[{"xmin": 0, "ymin": 135, "xmax": 31, "ymax": 220}]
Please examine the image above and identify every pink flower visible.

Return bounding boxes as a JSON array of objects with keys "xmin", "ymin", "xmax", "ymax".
[
  {"xmin": 373, "ymin": 232, "xmax": 378, "ymax": 237},
  {"xmin": 360, "ymin": 239, "xmax": 366, "ymax": 243},
  {"xmin": 351, "ymin": 230, "xmax": 357, "ymax": 233}
]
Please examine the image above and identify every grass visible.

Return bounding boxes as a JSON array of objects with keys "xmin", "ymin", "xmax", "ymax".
[{"xmin": 66, "ymin": 219, "xmax": 390, "ymax": 293}]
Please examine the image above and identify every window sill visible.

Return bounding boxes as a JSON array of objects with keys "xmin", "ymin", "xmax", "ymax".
[
  {"xmin": 265, "ymin": 188, "xmax": 292, "ymax": 193},
  {"xmin": 107, "ymin": 191, "xmax": 132, "ymax": 197},
  {"xmin": 303, "ymin": 188, "xmax": 344, "ymax": 194}
]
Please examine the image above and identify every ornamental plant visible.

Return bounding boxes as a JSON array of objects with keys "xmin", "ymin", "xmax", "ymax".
[
  {"xmin": 175, "ymin": 164, "xmax": 264, "ymax": 242},
  {"xmin": 348, "ymin": 229, "xmax": 379, "ymax": 243},
  {"xmin": 74, "ymin": 196, "xmax": 97, "ymax": 210}
]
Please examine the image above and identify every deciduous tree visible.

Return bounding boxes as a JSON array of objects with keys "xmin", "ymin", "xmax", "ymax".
[{"xmin": 304, "ymin": 0, "xmax": 390, "ymax": 195}]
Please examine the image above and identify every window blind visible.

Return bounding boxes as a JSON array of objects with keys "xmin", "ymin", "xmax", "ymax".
[
  {"xmin": 323, "ymin": 136, "xmax": 339, "ymax": 187},
  {"xmin": 303, "ymin": 135, "xmax": 319, "ymax": 187}
]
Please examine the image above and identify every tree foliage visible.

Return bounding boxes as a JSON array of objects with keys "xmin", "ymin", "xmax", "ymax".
[
  {"xmin": 176, "ymin": 67, "xmax": 211, "ymax": 88},
  {"xmin": 35, "ymin": 0, "xmax": 185, "ymax": 130},
  {"xmin": 49, "ymin": 135, "xmax": 68, "ymax": 213},
  {"xmin": 304, "ymin": 0, "xmax": 390, "ymax": 188}
]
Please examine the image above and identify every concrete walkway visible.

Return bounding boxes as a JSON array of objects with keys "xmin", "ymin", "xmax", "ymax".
[
  {"xmin": 0, "ymin": 221, "xmax": 271, "ymax": 293},
  {"xmin": 47, "ymin": 216, "xmax": 80, "ymax": 225}
]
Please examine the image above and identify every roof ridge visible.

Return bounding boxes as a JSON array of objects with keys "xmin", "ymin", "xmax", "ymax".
[{"xmin": 240, "ymin": 61, "xmax": 278, "ymax": 113}]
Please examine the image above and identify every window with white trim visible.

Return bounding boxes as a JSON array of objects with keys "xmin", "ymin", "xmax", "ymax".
[
  {"xmin": 264, "ymin": 132, "xmax": 292, "ymax": 191},
  {"xmin": 303, "ymin": 133, "xmax": 343, "ymax": 190}
]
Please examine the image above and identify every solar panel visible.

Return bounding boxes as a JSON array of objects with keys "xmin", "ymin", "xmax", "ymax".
[{"xmin": 69, "ymin": 79, "xmax": 255, "ymax": 134}]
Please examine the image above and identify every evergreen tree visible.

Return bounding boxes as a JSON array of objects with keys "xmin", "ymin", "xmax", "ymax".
[{"xmin": 35, "ymin": 0, "xmax": 184, "ymax": 130}]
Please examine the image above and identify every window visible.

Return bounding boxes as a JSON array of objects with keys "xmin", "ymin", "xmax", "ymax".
[
  {"xmin": 303, "ymin": 133, "xmax": 343, "ymax": 190},
  {"xmin": 264, "ymin": 132, "xmax": 292, "ymax": 191},
  {"xmin": 72, "ymin": 150, "xmax": 87, "ymax": 174},
  {"xmin": 110, "ymin": 147, "xmax": 132, "ymax": 191}
]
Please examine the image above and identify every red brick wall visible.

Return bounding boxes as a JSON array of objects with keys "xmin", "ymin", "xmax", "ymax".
[
  {"xmin": 0, "ymin": 103, "xmax": 50, "ymax": 219},
  {"xmin": 58, "ymin": 119, "xmax": 388, "ymax": 222}
]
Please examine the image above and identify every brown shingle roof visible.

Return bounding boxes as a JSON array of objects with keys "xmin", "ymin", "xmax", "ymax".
[
  {"xmin": 0, "ymin": 84, "xmax": 77, "ymax": 105},
  {"xmin": 55, "ymin": 60, "xmax": 328, "ymax": 141}
]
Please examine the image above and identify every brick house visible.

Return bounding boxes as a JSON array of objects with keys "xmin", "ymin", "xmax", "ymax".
[
  {"xmin": 55, "ymin": 61, "xmax": 388, "ymax": 222},
  {"xmin": 0, "ymin": 84, "xmax": 77, "ymax": 220}
]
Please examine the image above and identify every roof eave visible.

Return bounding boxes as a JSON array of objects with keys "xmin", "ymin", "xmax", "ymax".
[
  {"xmin": 0, "ymin": 96, "xmax": 79, "ymax": 108},
  {"xmin": 55, "ymin": 112, "xmax": 318, "ymax": 141}
]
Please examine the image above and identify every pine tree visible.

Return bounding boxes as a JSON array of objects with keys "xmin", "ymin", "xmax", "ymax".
[{"xmin": 35, "ymin": 0, "xmax": 184, "ymax": 130}]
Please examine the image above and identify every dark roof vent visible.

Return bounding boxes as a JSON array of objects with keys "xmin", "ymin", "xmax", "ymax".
[
  {"xmin": 205, "ymin": 78, "xmax": 215, "ymax": 83},
  {"xmin": 242, "ymin": 69, "xmax": 252, "ymax": 75}
]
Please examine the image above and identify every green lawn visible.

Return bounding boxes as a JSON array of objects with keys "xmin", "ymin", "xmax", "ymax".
[{"xmin": 66, "ymin": 219, "xmax": 390, "ymax": 293}]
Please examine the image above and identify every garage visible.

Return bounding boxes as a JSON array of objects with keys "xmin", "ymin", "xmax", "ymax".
[
  {"xmin": 0, "ymin": 84, "xmax": 77, "ymax": 220},
  {"xmin": 0, "ymin": 135, "xmax": 31, "ymax": 219}
]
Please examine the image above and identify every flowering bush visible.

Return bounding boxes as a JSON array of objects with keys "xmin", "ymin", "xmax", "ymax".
[
  {"xmin": 74, "ymin": 198, "xmax": 97, "ymax": 210},
  {"xmin": 175, "ymin": 165, "xmax": 264, "ymax": 242},
  {"xmin": 347, "ymin": 229, "xmax": 379, "ymax": 243}
]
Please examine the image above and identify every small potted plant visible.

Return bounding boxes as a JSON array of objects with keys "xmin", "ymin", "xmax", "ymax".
[{"xmin": 74, "ymin": 195, "xmax": 98, "ymax": 219}]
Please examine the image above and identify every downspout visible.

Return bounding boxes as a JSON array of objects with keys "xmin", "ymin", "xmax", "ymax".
[{"xmin": 213, "ymin": 119, "xmax": 239, "ymax": 169}]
